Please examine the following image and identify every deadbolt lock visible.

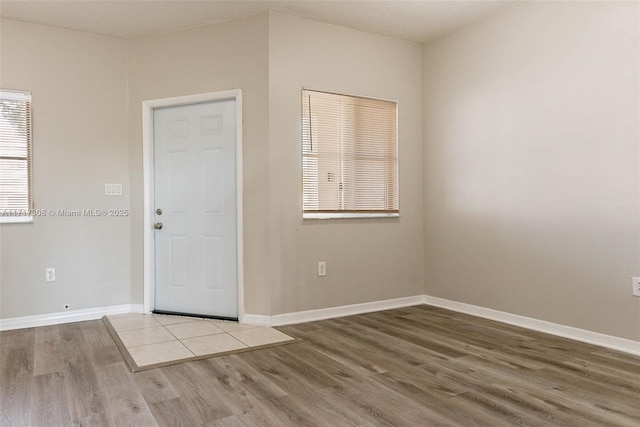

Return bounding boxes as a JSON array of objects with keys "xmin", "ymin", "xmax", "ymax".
[{"xmin": 155, "ymin": 208, "xmax": 163, "ymax": 215}]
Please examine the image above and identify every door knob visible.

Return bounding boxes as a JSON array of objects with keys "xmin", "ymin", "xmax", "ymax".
[{"xmin": 154, "ymin": 222, "xmax": 163, "ymax": 230}]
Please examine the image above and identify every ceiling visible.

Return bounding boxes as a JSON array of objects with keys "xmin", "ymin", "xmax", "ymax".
[{"xmin": 0, "ymin": 0, "xmax": 514, "ymax": 43}]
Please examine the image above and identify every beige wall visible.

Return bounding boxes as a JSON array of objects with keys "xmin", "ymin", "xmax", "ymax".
[
  {"xmin": 2, "ymin": 3, "xmax": 637, "ymax": 345},
  {"xmin": 129, "ymin": 11, "xmax": 425, "ymax": 317},
  {"xmin": 268, "ymin": 12, "xmax": 424, "ymax": 314},
  {"xmin": 128, "ymin": 14, "xmax": 271, "ymax": 315},
  {"xmin": 422, "ymin": 1, "xmax": 640, "ymax": 340},
  {"xmin": 0, "ymin": 20, "xmax": 130, "ymax": 317},
  {"xmin": 0, "ymin": 12, "xmax": 423, "ymax": 321}
]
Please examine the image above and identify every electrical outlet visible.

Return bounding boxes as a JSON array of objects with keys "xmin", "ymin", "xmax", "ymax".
[
  {"xmin": 632, "ymin": 277, "xmax": 640, "ymax": 297},
  {"xmin": 45, "ymin": 267, "xmax": 55, "ymax": 282},
  {"xmin": 318, "ymin": 261, "xmax": 326, "ymax": 277}
]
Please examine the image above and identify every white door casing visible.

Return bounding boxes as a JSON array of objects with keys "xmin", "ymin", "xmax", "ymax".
[{"xmin": 142, "ymin": 90, "xmax": 244, "ymax": 321}]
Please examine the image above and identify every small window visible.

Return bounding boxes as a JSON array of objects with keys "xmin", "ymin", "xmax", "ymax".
[
  {"xmin": 0, "ymin": 90, "xmax": 33, "ymax": 223},
  {"xmin": 302, "ymin": 89, "xmax": 398, "ymax": 219}
]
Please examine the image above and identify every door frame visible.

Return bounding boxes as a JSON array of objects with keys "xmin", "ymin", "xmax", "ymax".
[{"xmin": 142, "ymin": 89, "xmax": 244, "ymax": 321}]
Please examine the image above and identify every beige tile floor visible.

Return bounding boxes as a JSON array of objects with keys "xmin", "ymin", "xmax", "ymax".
[{"xmin": 106, "ymin": 313, "xmax": 295, "ymax": 369}]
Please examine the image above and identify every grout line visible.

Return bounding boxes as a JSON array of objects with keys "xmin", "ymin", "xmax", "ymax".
[
  {"xmin": 161, "ymin": 322, "xmax": 182, "ymax": 342},
  {"xmin": 174, "ymin": 339, "xmax": 197, "ymax": 357},
  {"xmin": 226, "ymin": 333, "xmax": 251, "ymax": 347},
  {"xmin": 119, "ymin": 323, "xmax": 178, "ymax": 349},
  {"xmin": 111, "ymin": 324, "xmax": 163, "ymax": 333},
  {"xmin": 124, "ymin": 338, "xmax": 179, "ymax": 349}
]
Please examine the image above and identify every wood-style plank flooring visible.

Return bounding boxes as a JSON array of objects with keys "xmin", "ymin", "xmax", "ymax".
[{"xmin": 1, "ymin": 305, "xmax": 639, "ymax": 426}]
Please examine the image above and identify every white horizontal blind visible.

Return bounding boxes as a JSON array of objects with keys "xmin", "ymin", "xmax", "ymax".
[
  {"xmin": 302, "ymin": 89, "xmax": 398, "ymax": 216},
  {"xmin": 0, "ymin": 90, "xmax": 32, "ymax": 214}
]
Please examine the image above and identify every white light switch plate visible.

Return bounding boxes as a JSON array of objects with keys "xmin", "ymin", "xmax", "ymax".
[
  {"xmin": 105, "ymin": 183, "xmax": 123, "ymax": 196},
  {"xmin": 318, "ymin": 261, "xmax": 326, "ymax": 277}
]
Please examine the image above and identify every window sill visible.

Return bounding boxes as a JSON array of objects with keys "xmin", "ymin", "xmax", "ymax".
[
  {"xmin": 0, "ymin": 216, "xmax": 33, "ymax": 224},
  {"xmin": 303, "ymin": 212, "xmax": 399, "ymax": 220}
]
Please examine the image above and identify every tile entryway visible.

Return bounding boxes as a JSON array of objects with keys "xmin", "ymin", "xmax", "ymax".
[{"xmin": 103, "ymin": 313, "xmax": 297, "ymax": 372}]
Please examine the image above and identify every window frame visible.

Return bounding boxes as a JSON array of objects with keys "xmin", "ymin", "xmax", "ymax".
[
  {"xmin": 301, "ymin": 88, "xmax": 399, "ymax": 220},
  {"xmin": 0, "ymin": 89, "xmax": 33, "ymax": 224}
]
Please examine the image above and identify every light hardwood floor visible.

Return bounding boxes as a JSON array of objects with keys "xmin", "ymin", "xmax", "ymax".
[{"xmin": 1, "ymin": 305, "xmax": 639, "ymax": 426}]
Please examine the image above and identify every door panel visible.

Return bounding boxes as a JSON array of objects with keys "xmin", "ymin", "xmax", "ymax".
[
  {"xmin": 154, "ymin": 99, "xmax": 237, "ymax": 318},
  {"xmin": 202, "ymin": 148, "xmax": 224, "ymax": 214},
  {"xmin": 203, "ymin": 236, "xmax": 223, "ymax": 291}
]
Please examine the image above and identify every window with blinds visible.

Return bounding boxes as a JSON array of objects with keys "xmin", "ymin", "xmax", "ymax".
[
  {"xmin": 0, "ymin": 90, "xmax": 33, "ymax": 222},
  {"xmin": 302, "ymin": 89, "xmax": 398, "ymax": 219}
]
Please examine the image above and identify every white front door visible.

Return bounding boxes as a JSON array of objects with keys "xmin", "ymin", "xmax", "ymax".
[{"xmin": 153, "ymin": 99, "xmax": 237, "ymax": 319}]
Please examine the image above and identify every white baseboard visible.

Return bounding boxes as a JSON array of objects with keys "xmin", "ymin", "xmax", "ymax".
[
  {"xmin": 242, "ymin": 314, "xmax": 272, "ymax": 326},
  {"xmin": 246, "ymin": 294, "xmax": 640, "ymax": 356},
  {"xmin": 423, "ymin": 296, "xmax": 640, "ymax": 356},
  {"xmin": 0, "ymin": 304, "xmax": 144, "ymax": 331},
  {"xmin": 3, "ymin": 295, "xmax": 637, "ymax": 357},
  {"xmin": 244, "ymin": 295, "xmax": 425, "ymax": 327}
]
